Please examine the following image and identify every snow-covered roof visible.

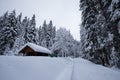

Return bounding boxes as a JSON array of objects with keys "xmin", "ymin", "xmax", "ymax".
[{"xmin": 19, "ymin": 43, "xmax": 52, "ymax": 54}]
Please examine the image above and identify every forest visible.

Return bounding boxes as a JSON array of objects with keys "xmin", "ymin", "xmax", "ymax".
[
  {"xmin": 80, "ymin": 0, "xmax": 120, "ymax": 68},
  {"xmin": 0, "ymin": 0, "xmax": 120, "ymax": 69},
  {"xmin": 0, "ymin": 10, "xmax": 80, "ymax": 57}
]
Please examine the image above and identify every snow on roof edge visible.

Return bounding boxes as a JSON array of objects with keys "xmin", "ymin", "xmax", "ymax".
[{"xmin": 18, "ymin": 42, "xmax": 52, "ymax": 54}]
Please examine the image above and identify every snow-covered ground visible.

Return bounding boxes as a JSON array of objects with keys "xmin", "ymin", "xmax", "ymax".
[{"xmin": 0, "ymin": 56, "xmax": 120, "ymax": 80}]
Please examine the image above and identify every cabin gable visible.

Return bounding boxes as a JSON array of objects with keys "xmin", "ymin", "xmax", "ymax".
[{"xmin": 18, "ymin": 43, "xmax": 51, "ymax": 56}]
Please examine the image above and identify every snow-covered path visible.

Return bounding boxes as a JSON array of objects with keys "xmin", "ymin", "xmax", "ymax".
[
  {"xmin": 0, "ymin": 56, "xmax": 120, "ymax": 80},
  {"xmin": 56, "ymin": 63, "xmax": 74, "ymax": 80},
  {"xmin": 65, "ymin": 58, "xmax": 120, "ymax": 80},
  {"xmin": 57, "ymin": 58, "xmax": 120, "ymax": 80}
]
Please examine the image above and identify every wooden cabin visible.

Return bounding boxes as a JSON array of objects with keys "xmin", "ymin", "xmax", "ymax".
[{"xmin": 18, "ymin": 43, "xmax": 52, "ymax": 56}]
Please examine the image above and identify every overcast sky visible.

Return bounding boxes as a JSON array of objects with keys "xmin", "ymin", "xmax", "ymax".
[{"xmin": 0, "ymin": 0, "xmax": 81, "ymax": 41}]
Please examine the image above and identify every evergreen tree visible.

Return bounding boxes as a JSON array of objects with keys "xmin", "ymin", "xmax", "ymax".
[
  {"xmin": 0, "ymin": 10, "xmax": 18, "ymax": 55},
  {"xmin": 26, "ymin": 14, "xmax": 37, "ymax": 43},
  {"xmin": 80, "ymin": 0, "xmax": 120, "ymax": 67},
  {"xmin": 47, "ymin": 20, "xmax": 53, "ymax": 48},
  {"xmin": 23, "ymin": 16, "xmax": 29, "ymax": 44},
  {"xmin": 12, "ymin": 13, "xmax": 23, "ymax": 55},
  {"xmin": 0, "ymin": 11, "xmax": 8, "ymax": 55},
  {"xmin": 109, "ymin": 0, "xmax": 120, "ymax": 67},
  {"xmin": 38, "ymin": 26, "xmax": 42, "ymax": 45},
  {"xmin": 37, "ymin": 20, "xmax": 56, "ymax": 49},
  {"xmin": 47, "ymin": 20, "xmax": 56, "ymax": 49},
  {"xmin": 41, "ymin": 20, "xmax": 47, "ymax": 47},
  {"xmin": 16, "ymin": 13, "xmax": 22, "ymax": 36},
  {"xmin": 80, "ymin": 0, "xmax": 98, "ymax": 59}
]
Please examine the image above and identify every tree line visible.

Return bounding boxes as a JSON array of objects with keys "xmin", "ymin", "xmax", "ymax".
[
  {"xmin": 0, "ymin": 10, "xmax": 80, "ymax": 57},
  {"xmin": 80, "ymin": 0, "xmax": 120, "ymax": 68}
]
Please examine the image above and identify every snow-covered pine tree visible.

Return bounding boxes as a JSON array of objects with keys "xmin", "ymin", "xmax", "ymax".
[
  {"xmin": 80, "ymin": 0, "xmax": 98, "ymax": 60},
  {"xmin": 80, "ymin": 0, "xmax": 120, "ymax": 67},
  {"xmin": 47, "ymin": 20, "xmax": 55, "ymax": 49},
  {"xmin": 45, "ymin": 20, "xmax": 51, "ymax": 48},
  {"xmin": 38, "ymin": 26, "xmax": 42, "ymax": 45},
  {"xmin": 16, "ymin": 13, "xmax": 22, "ymax": 36},
  {"xmin": 11, "ymin": 13, "xmax": 23, "ymax": 55},
  {"xmin": 110, "ymin": 47, "xmax": 119, "ymax": 67},
  {"xmin": 52, "ymin": 26, "xmax": 56, "ymax": 43},
  {"xmin": 26, "ymin": 14, "xmax": 37, "ymax": 43},
  {"xmin": 37, "ymin": 20, "xmax": 56, "ymax": 49},
  {"xmin": 23, "ymin": 16, "xmax": 29, "ymax": 44},
  {"xmin": 109, "ymin": 0, "xmax": 120, "ymax": 68},
  {"xmin": 41, "ymin": 20, "xmax": 47, "ymax": 47},
  {"xmin": 0, "ymin": 10, "xmax": 18, "ymax": 55},
  {"xmin": 93, "ymin": 0, "xmax": 120, "ymax": 66},
  {"xmin": 0, "ymin": 11, "xmax": 9, "ymax": 55},
  {"xmin": 80, "ymin": 25, "xmax": 87, "ymax": 57}
]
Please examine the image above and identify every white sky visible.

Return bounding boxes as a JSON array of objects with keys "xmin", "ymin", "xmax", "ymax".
[{"xmin": 0, "ymin": 0, "xmax": 81, "ymax": 41}]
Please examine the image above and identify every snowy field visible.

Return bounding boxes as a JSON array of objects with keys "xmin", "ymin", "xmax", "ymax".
[{"xmin": 0, "ymin": 56, "xmax": 120, "ymax": 80}]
